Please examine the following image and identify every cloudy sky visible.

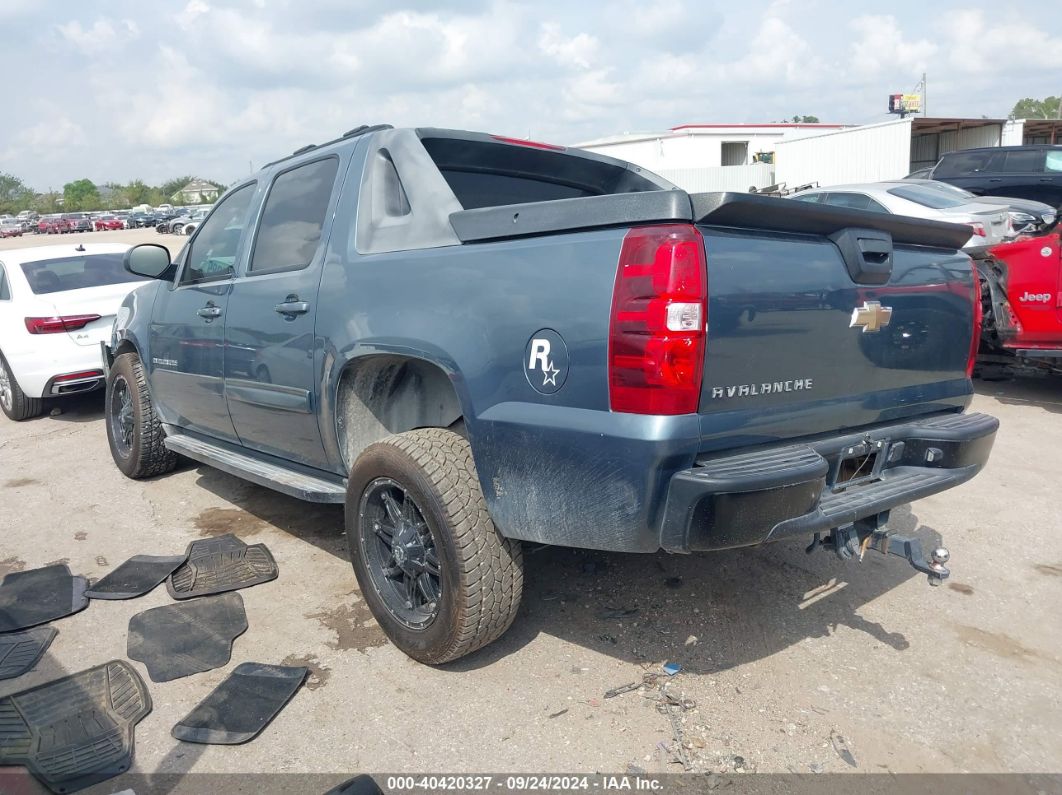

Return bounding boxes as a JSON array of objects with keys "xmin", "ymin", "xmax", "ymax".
[{"xmin": 2, "ymin": 0, "xmax": 1060, "ymax": 190}]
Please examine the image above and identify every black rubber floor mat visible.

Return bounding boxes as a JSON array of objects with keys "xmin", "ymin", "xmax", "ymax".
[
  {"xmin": 0, "ymin": 627, "xmax": 57, "ymax": 680},
  {"xmin": 126, "ymin": 592, "xmax": 248, "ymax": 683},
  {"xmin": 171, "ymin": 662, "xmax": 307, "ymax": 745},
  {"xmin": 85, "ymin": 554, "xmax": 187, "ymax": 600},
  {"xmin": 0, "ymin": 659, "xmax": 151, "ymax": 793},
  {"xmin": 324, "ymin": 775, "xmax": 385, "ymax": 795},
  {"xmin": 0, "ymin": 565, "xmax": 88, "ymax": 634},
  {"xmin": 166, "ymin": 533, "xmax": 278, "ymax": 599}
]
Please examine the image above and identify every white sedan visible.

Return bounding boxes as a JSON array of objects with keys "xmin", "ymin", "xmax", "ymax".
[{"xmin": 0, "ymin": 243, "xmax": 147, "ymax": 420}]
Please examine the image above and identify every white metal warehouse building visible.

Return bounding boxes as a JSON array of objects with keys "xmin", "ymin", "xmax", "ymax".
[
  {"xmin": 575, "ymin": 123, "xmax": 847, "ymax": 192},
  {"xmin": 576, "ymin": 118, "xmax": 1062, "ymax": 192}
]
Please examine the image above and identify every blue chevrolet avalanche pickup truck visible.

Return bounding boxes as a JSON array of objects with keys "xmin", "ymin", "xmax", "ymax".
[{"xmin": 105, "ymin": 125, "xmax": 998, "ymax": 663}]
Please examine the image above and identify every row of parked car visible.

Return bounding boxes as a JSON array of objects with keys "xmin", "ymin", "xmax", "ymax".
[{"xmin": 0, "ymin": 205, "xmax": 214, "ymax": 238}]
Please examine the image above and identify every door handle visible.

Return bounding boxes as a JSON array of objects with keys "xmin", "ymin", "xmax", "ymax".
[
  {"xmin": 987, "ymin": 178, "xmax": 1002, "ymax": 182},
  {"xmin": 1039, "ymin": 177, "xmax": 1055, "ymax": 182},
  {"xmin": 197, "ymin": 303, "xmax": 222, "ymax": 319},
  {"xmin": 274, "ymin": 295, "xmax": 310, "ymax": 318}
]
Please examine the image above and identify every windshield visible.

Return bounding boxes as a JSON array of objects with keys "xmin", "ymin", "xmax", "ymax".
[
  {"xmin": 887, "ymin": 184, "xmax": 966, "ymax": 209},
  {"xmin": 20, "ymin": 253, "xmax": 146, "ymax": 295}
]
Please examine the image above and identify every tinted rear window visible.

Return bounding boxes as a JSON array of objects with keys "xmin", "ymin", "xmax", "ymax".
[
  {"xmin": 421, "ymin": 136, "xmax": 667, "ymax": 210},
  {"xmin": 933, "ymin": 151, "xmax": 992, "ymax": 177},
  {"xmin": 20, "ymin": 254, "xmax": 146, "ymax": 294},
  {"xmin": 887, "ymin": 184, "xmax": 965, "ymax": 209}
]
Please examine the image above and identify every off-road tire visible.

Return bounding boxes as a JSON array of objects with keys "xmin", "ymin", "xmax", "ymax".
[
  {"xmin": 106, "ymin": 352, "xmax": 178, "ymax": 478},
  {"xmin": 346, "ymin": 428, "xmax": 523, "ymax": 664},
  {"xmin": 0, "ymin": 352, "xmax": 43, "ymax": 421}
]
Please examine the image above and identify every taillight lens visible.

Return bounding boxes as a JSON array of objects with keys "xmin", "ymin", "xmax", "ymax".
[
  {"xmin": 54, "ymin": 369, "xmax": 104, "ymax": 382},
  {"xmin": 967, "ymin": 261, "xmax": 983, "ymax": 378},
  {"xmin": 609, "ymin": 224, "xmax": 707, "ymax": 414},
  {"xmin": 25, "ymin": 314, "xmax": 101, "ymax": 334},
  {"xmin": 969, "ymin": 222, "xmax": 986, "ymax": 238}
]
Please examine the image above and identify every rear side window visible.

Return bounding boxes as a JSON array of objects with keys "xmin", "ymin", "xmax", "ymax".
[
  {"xmin": 933, "ymin": 151, "xmax": 992, "ymax": 177},
  {"xmin": 182, "ymin": 183, "xmax": 256, "ymax": 285},
  {"xmin": 0, "ymin": 265, "xmax": 8, "ymax": 300},
  {"xmin": 19, "ymin": 254, "xmax": 146, "ymax": 295},
  {"xmin": 1001, "ymin": 150, "xmax": 1045, "ymax": 173},
  {"xmin": 823, "ymin": 193, "xmax": 887, "ymax": 212},
  {"xmin": 249, "ymin": 157, "xmax": 340, "ymax": 274}
]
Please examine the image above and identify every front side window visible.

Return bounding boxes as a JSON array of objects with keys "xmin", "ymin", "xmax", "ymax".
[
  {"xmin": 0, "ymin": 265, "xmax": 8, "ymax": 300},
  {"xmin": 182, "ymin": 183, "xmax": 256, "ymax": 285},
  {"xmin": 933, "ymin": 151, "xmax": 991, "ymax": 177},
  {"xmin": 249, "ymin": 157, "xmax": 340, "ymax": 274},
  {"xmin": 1045, "ymin": 151, "xmax": 1062, "ymax": 173},
  {"xmin": 792, "ymin": 193, "xmax": 823, "ymax": 203}
]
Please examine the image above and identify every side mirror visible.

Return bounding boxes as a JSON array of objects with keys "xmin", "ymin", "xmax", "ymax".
[{"xmin": 124, "ymin": 244, "xmax": 173, "ymax": 279}]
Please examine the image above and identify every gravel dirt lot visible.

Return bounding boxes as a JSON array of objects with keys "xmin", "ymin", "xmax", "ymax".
[{"xmin": 1, "ymin": 229, "xmax": 1060, "ymax": 790}]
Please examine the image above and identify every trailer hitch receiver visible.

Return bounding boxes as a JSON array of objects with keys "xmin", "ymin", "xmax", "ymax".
[{"xmin": 807, "ymin": 523, "xmax": 951, "ymax": 586}]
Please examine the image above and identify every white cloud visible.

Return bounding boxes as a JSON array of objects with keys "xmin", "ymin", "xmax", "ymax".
[
  {"xmin": 848, "ymin": 15, "xmax": 936, "ymax": 78},
  {"xmin": 3, "ymin": 0, "xmax": 1062, "ymax": 188},
  {"xmin": 55, "ymin": 18, "xmax": 141, "ymax": 55},
  {"xmin": 538, "ymin": 23, "xmax": 599, "ymax": 70}
]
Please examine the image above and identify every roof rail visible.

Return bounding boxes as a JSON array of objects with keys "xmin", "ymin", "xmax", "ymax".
[
  {"xmin": 263, "ymin": 124, "xmax": 394, "ymax": 169},
  {"xmin": 343, "ymin": 124, "xmax": 394, "ymax": 138}
]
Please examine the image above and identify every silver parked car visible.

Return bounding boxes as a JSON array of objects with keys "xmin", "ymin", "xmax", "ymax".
[
  {"xmin": 902, "ymin": 178, "xmax": 1057, "ymax": 235},
  {"xmin": 790, "ymin": 181, "xmax": 1010, "ymax": 248}
]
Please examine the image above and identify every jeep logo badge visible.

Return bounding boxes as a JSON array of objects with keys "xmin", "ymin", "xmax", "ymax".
[
  {"xmin": 525, "ymin": 329, "xmax": 569, "ymax": 394},
  {"xmin": 850, "ymin": 300, "xmax": 893, "ymax": 333}
]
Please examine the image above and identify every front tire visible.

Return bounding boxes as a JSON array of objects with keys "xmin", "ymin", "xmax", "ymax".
[
  {"xmin": 106, "ymin": 352, "xmax": 178, "ymax": 478},
  {"xmin": 346, "ymin": 428, "xmax": 523, "ymax": 664},
  {"xmin": 0, "ymin": 353, "xmax": 43, "ymax": 421}
]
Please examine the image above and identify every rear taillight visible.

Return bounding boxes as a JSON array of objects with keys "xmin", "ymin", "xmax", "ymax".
[
  {"xmin": 24, "ymin": 314, "xmax": 101, "ymax": 334},
  {"xmin": 967, "ymin": 261, "xmax": 983, "ymax": 378},
  {"xmin": 54, "ymin": 369, "xmax": 103, "ymax": 382},
  {"xmin": 969, "ymin": 222, "xmax": 986, "ymax": 238},
  {"xmin": 609, "ymin": 224, "xmax": 707, "ymax": 414}
]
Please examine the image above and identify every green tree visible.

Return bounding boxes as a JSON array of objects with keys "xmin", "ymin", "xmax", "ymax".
[
  {"xmin": 0, "ymin": 173, "xmax": 35, "ymax": 214},
  {"xmin": 32, "ymin": 192, "xmax": 62, "ymax": 214},
  {"xmin": 1010, "ymin": 96, "xmax": 1062, "ymax": 120},
  {"xmin": 63, "ymin": 178, "xmax": 100, "ymax": 211}
]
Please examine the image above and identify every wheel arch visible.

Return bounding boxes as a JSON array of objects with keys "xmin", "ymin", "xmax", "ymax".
[{"xmin": 331, "ymin": 351, "xmax": 467, "ymax": 473}]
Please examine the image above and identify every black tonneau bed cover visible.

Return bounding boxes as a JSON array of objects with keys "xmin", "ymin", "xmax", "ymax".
[{"xmin": 450, "ymin": 190, "xmax": 973, "ymax": 251}]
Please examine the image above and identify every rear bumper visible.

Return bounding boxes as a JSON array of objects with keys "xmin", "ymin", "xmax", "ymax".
[{"xmin": 660, "ymin": 411, "xmax": 998, "ymax": 553}]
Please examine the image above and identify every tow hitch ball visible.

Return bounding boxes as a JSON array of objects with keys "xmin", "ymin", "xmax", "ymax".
[{"xmin": 806, "ymin": 524, "xmax": 951, "ymax": 586}]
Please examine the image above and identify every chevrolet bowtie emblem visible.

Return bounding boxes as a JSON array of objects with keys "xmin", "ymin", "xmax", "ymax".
[{"xmin": 850, "ymin": 300, "xmax": 893, "ymax": 333}]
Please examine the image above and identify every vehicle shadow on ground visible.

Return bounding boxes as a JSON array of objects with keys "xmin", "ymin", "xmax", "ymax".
[
  {"xmin": 450, "ymin": 505, "xmax": 939, "ymax": 675},
  {"xmin": 191, "ymin": 466, "xmax": 347, "ymax": 559},
  {"xmin": 975, "ymin": 374, "xmax": 1062, "ymax": 414},
  {"xmin": 173, "ymin": 464, "xmax": 936, "ymax": 678},
  {"xmin": 44, "ymin": 390, "xmax": 105, "ymax": 423}
]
